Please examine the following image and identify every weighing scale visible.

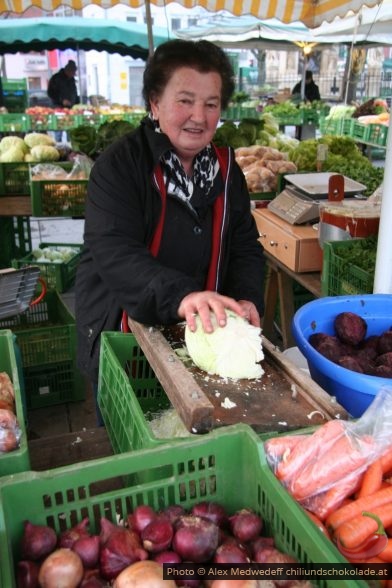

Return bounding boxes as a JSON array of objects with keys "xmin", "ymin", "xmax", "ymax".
[{"xmin": 268, "ymin": 173, "xmax": 367, "ymax": 225}]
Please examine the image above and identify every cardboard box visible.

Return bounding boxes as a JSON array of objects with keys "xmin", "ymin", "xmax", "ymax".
[{"xmin": 253, "ymin": 208, "xmax": 322, "ymax": 273}]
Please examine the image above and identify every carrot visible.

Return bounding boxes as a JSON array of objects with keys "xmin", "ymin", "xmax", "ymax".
[
  {"xmin": 357, "ymin": 457, "xmax": 383, "ymax": 498},
  {"xmin": 276, "ymin": 420, "xmax": 345, "ymax": 483},
  {"xmin": 379, "ymin": 538, "xmax": 392, "ymax": 563},
  {"xmin": 288, "ymin": 433, "xmax": 375, "ymax": 501},
  {"xmin": 336, "ymin": 504, "xmax": 392, "ymax": 549},
  {"xmin": 306, "ymin": 470, "xmax": 364, "ymax": 522},
  {"xmin": 264, "ymin": 434, "xmax": 308, "ymax": 462},
  {"xmin": 380, "ymin": 448, "xmax": 392, "ymax": 476},
  {"xmin": 304, "ymin": 509, "xmax": 331, "ymax": 539},
  {"xmin": 326, "ymin": 486, "xmax": 392, "ymax": 532}
]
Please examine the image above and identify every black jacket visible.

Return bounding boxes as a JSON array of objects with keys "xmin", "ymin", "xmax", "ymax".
[
  {"xmin": 47, "ymin": 69, "xmax": 78, "ymax": 107},
  {"xmin": 75, "ymin": 117, "xmax": 265, "ymax": 379},
  {"xmin": 292, "ymin": 80, "xmax": 321, "ymax": 102}
]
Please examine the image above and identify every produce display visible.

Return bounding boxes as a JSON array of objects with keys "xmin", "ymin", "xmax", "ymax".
[
  {"xmin": 265, "ymin": 390, "xmax": 392, "ymax": 566},
  {"xmin": 69, "ymin": 119, "xmax": 138, "ymax": 158},
  {"xmin": 288, "ymin": 135, "xmax": 384, "ymax": 196},
  {"xmin": 184, "ymin": 310, "xmax": 264, "ymax": 379},
  {"xmin": 0, "ymin": 371, "xmax": 21, "ymax": 453},
  {"xmin": 235, "ymin": 145, "xmax": 297, "ymax": 193},
  {"xmin": 16, "ymin": 502, "xmax": 312, "ymax": 587},
  {"xmin": 0, "ymin": 133, "xmax": 61, "ymax": 163},
  {"xmin": 309, "ymin": 310, "xmax": 392, "ymax": 378}
]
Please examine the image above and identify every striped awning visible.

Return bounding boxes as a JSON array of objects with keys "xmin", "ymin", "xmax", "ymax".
[{"xmin": 0, "ymin": 0, "xmax": 383, "ymax": 27}]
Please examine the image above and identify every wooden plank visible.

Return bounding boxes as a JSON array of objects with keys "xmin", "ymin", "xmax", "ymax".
[
  {"xmin": 0, "ymin": 196, "xmax": 32, "ymax": 216},
  {"xmin": 128, "ymin": 319, "xmax": 348, "ymax": 436},
  {"xmin": 128, "ymin": 318, "xmax": 214, "ymax": 433}
]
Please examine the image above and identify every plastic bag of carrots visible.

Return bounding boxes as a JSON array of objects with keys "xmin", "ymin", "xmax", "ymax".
[{"xmin": 264, "ymin": 386, "xmax": 392, "ymax": 523}]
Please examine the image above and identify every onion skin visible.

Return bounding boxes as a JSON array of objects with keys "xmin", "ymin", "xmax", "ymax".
[
  {"xmin": 38, "ymin": 548, "xmax": 84, "ymax": 588},
  {"xmin": 229, "ymin": 509, "xmax": 263, "ymax": 543},
  {"xmin": 141, "ymin": 516, "xmax": 173, "ymax": 554},
  {"xmin": 113, "ymin": 560, "xmax": 177, "ymax": 588},
  {"xmin": 213, "ymin": 540, "xmax": 250, "ymax": 564},
  {"xmin": 127, "ymin": 506, "xmax": 157, "ymax": 535},
  {"xmin": 191, "ymin": 502, "xmax": 228, "ymax": 528},
  {"xmin": 16, "ymin": 560, "xmax": 39, "ymax": 588},
  {"xmin": 72, "ymin": 534, "xmax": 100, "ymax": 568},
  {"xmin": 172, "ymin": 515, "xmax": 219, "ymax": 563},
  {"xmin": 99, "ymin": 527, "xmax": 148, "ymax": 580},
  {"xmin": 153, "ymin": 550, "xmax": 182, "ymax": 565},
  {"xmin": 162, "ymin": 505, "xmax": 186, "ymax": 525},
  {"xmin": 21, "ymin": 521, "xmax": 57, "ymax": 561},
  {"xmin": 59, "ymin": 518, "xmax": 90, "ymax": 549}
]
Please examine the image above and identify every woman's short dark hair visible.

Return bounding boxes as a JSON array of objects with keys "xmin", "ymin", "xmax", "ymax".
[{"xmin": 142, "ymin": 39, "xmax": 235, "ymax": 111}]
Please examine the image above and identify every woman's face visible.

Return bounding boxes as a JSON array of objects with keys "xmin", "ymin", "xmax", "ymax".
[{"xmin": 150, "ymin": 66, "xmax": 222, "ymax": 170}]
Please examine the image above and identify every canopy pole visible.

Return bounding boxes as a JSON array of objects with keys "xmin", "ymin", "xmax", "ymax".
[
  {"xmin": 145, "ymin": 0, "xmax": 155, "ymax": 57},
  {"xmin": 373, "ymin": 125, "xmax": 392, "ymax": 293}
]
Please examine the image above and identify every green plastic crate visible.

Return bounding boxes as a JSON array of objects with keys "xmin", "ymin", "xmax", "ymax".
[
  {"xmin": 50, "ymin": 112, "xmax": 82, "ymax": 130},
  {"xmin": 321, "ymin": 239, "xmax": 375, "ymax": 296},
  {"xmin": 0, "ymin": 217, "xmax": 32, "ymax": 269},
  {"xmin": 0, "ymin": 161, "xmax": 73, "ymax": 197},
  {"xmin": 0, "ymin": 330, "xmax": 30, "ymax": 476},
  {"xmin": 28, "ymin": 113, "xmax": 51, "ymax": 131},
  {"xmin": 30, "ymin": 174, "xmax": 88, "ymax": 217},
  {"xmin": 341, "ymin": 117, "xmax": 354, "ymax": 135},
  {"xmin": 0, "ymin": 291, "xmax": 85, "ymax": 409},
  {"xmin": 0, "ymin": 424, "xmax": 367, "ymax": 588},
  {"xmin": 367, "ymin": 123, "xmax": 389, "ymax": 147},
  {"xmin": 0, "ymin": 114, "xmax": 31, "ymax": 133},
  {"xmin": 319, "ymin": 116, "xmax": 343, "ymax": 136},
  {"xmin": 350, "ymin": 120, "xmax": 370, "ymax": 142},
  {"xmin": 98, "ymin": 332, "xmax": 186, "ymax": 453},
  {"xmin": 12, "ymin": 242, "xmax": 82, "ymax": 293}
]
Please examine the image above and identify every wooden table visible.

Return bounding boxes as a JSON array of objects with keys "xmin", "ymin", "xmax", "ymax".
[{"xmin": 263, "ymin": 250, "xmax": 322, "ymax": 350}]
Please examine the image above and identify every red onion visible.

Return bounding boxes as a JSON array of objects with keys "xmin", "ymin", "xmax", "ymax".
[
  {"xmin": 229, "ymin": 509, "xmax": 263, "ymax": 543},
  {"xmin": 72, "ymin": 534, "xmax": 100, "ymax": 568},
  {"xmin": 191, "ymin": 502, "xmax": 228, "ymax": 528},
  {"xmin": 80, "ymin": 568, "xmax": 107, "ymax": 587},
  {"xmin": 249, "ymin": 535, "xmax": 275, "ymax": 560},
  {"xmin": 16, "ymin": 560, "xmax": 39, "ymax": 588},
  {"xmin": 59, "ymin": 518, "xmax": 90, "ymax": 549},
  {"xmin": 162, "ymin": 505, "xmax": 186, "ymax": 525},
  {"xmin": 21, "ymin": 521, "xmax": 57, "ymax": 561},
  {"xmin": 153, "ymin": 550, "xmax": 182, "ymax": 564},
  {"xmin": 99, "ymin": 517, "xmax": 121, "ymax": 545},
  {"xmin": 141, "ymin": 516, "xmax": 173, "ymax": 553},
  {"xmin": 99, "ymin": 527, "xmax": 148, "ymax": 580},
  {"xmin": 213, "ymin": 540, "xmax": 250, "ymax": 564},
  {"xmin": 127, "ymin": 505, "xmax": 157, "ymax": 535},
  {"xmin": 38, "ymin": 548, "xmax": 84, "ymax": 588},
  {"xmin": 172, "ymin": 515, "xmax": 219, "ymax": 563}
]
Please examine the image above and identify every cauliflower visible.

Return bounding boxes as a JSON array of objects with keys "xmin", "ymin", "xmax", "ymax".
[
  {"xmin": 30, "ymin": 145, "xmax": 60, "ymax": 162},
  {"xmin": 0, "ymin": 146, "xmax": 26, "ymax": 162},
  {"xmin": 0, "ymin": 136, "xmax": 28, "ymax": 155},
  {"xmin": 24, "ymin": 133, "xmax": 55, "ymax": 149}
]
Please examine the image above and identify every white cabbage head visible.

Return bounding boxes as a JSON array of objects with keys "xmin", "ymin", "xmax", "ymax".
[{"xmin": 185, "ymin": 310, "xmax": 264, "ymax": 379}]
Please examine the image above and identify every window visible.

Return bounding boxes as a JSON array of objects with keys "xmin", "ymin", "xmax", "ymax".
[
  {"xmin": 126, "ymin": 16, "xmax": 137, "ymax": 22},
  {"xmin": 171, "ymin": 18, "xmax": 181, "ymax": 31}
]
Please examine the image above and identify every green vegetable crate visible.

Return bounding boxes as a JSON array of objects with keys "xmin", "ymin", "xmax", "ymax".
[
  {"xmin": 29, "ymin": 171, "xmax": 88, "ymax": 217},
  {"xmin": 0, "ymin": 423, "xmax": 367, "ymax": 588},
  {"xmin": 0, "ymin": 114, "xmax": 31, "ymax": 134},
  {"xmin": 0, "ymin": 161, "xmax": 73, "ymax": 197},
  {"xmin": 367, "ymin": 123, "xmax": 389, "ymax": 147},
  {"xmin": 98, "ymin": 331, "xmax": 186, "ymax": 453},
  {"xmin": 0, "ymin": 291, "xmax": 85, "ymax": 409},
  {"xmin": 350, "ymin": 120, "xmax": 370, "ymax": 143},
  {"xmin": 0, "ymin": 330, "xmax": 30, "ymax": 476},
  {"xmin": 0, "ymin": 216, "xmax": 32, "ymax": 269},
  {"xmin": 12, "ymin": 242, "xmax": 83, "ymax": 293},
  {"xmin": 321, "ymin": 239, "xmax": 375, "ymax": 296}
]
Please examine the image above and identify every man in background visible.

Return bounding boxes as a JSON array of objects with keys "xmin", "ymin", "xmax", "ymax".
[
  {"xmin": 292, "ymin": 70, "xmax": 321, "ymax": 103},
  {"xmin": 47, "ymin": 60, "xmax": 79, "ymax": 108}
]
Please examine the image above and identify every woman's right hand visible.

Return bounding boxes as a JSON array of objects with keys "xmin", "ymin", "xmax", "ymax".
[{"xmin": 178, "ymin": 291, "xmax": 247, "ymax": 334}]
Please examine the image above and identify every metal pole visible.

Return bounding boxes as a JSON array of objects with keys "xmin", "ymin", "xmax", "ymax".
[{"xmin": 145, "ymin": 0, "xmax": 155, "ymax": 57}]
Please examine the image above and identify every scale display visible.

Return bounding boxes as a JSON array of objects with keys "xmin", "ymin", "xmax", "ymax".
[{"xmin": 267, "ymin": 186, "xmax": 320, "ymax": 225}]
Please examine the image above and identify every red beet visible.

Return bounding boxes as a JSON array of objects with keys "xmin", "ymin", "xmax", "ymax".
[
  {"xmin": 338, "ymin": 356, "xmax": 364, "ymax": 373},
  {"xmin": 378, "ymin": 329, "xmax": 392, "ymax": 354},
  {"xmin": 334, "ymin": 312, "xmax": 367, "ymax": 346},
  {"xmin": 376, "ymin": 351, "xmax": 392, "ymax": 367},
  {"xmin": 313, "ymin": 335, "xmax": 346, "ymax": 363}
]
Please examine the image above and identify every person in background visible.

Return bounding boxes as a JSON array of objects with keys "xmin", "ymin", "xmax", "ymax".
[
  {"xmin": 47, "ymin": 59, "xmax": 78, "ymax": 109},
  {"xmin": 292, "ymin": 70, "xmax": 321, "ymax": 103},
  {"xmin": 75, "ymin": 39, "xmax": 265, "ymax": 422}
]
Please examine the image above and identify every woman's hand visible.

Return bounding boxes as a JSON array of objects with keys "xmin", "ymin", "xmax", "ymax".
[{"xmin": 178, "ymin": 291, "xmax": 260, "ymax": 333}]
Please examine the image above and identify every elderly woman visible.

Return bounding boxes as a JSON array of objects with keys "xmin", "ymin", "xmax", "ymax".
[{"xmin": 75, "ymin": 39, "xmax": 265, "ymax": 392}]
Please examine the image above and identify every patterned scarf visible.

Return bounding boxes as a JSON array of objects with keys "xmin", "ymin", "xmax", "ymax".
[{"xmin": 153, "ymin": 118, "xmax": 220, "ymax": 217}]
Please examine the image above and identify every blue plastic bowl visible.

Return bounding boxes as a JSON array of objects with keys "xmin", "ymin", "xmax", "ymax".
[{"xmin": 292, "ymin": 294, "xmax": 392, "ymax": 417}]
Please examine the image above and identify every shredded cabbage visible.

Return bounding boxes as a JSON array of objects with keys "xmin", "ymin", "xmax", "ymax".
[{"xmin": 185, "ymin": 311, "xmax": 264, "ymax": 380}]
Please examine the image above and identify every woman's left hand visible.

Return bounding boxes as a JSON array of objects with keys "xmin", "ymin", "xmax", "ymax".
[{"xmin": 237, "ymin": 300, "xmax": 261, "ymax": 328}]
